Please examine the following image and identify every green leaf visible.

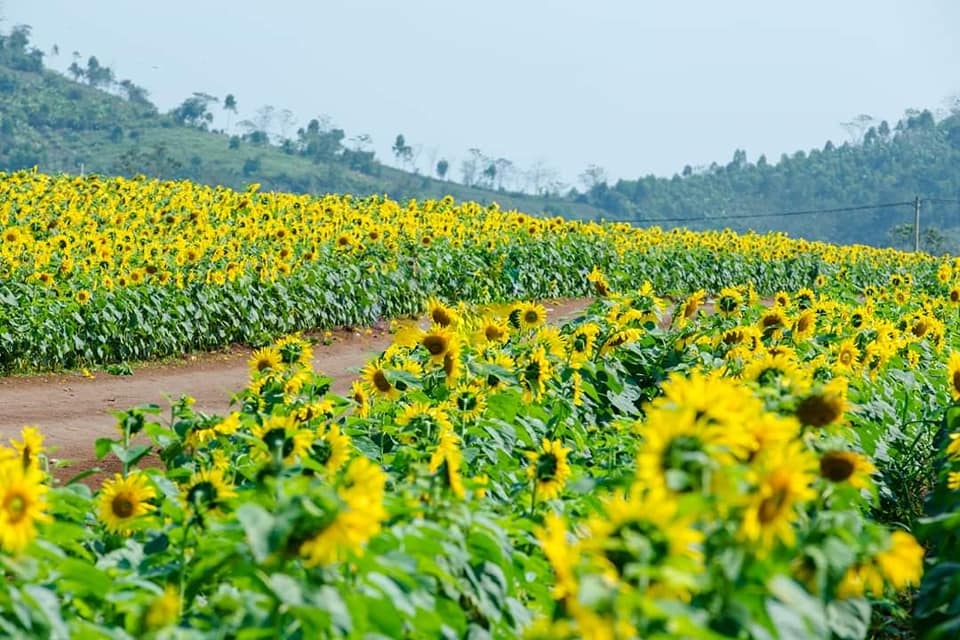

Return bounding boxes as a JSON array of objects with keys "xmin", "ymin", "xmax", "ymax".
[
  {"xmin": 237, "ymin": 504, "xmax": 275, "ymax": 563},
  {"xmin": 94, "ymin": 437, "xmax": 116, "ymax": 460},
  {"xmin": 825, "ymin": 598, "xmax": 870, "ymax": 640}
]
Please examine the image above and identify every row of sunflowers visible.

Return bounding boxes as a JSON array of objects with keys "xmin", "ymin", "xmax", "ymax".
[
  {"xmin": 0, "ymin": 170, "xmax": 951, "ymax": 373},
  {"xmin": 3, "ymin": 266, "xmax": 960, "ymax": 637}
]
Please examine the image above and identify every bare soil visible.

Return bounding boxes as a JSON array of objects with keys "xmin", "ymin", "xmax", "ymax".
[{"xmin": 0, "ymin": 299, "xmax": 593, "ymax": 486}]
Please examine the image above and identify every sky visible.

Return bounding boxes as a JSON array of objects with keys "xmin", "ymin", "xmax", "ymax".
[{"xmin": 3, "ymin": 0, "xmax": 959, "ymax": 190}]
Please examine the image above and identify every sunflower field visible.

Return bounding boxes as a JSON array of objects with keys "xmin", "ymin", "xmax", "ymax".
[
  {"xmin": 3, "ymin": 170, "xmax": 960, "ymax": 638},
  {"xmin": 0, "ymin": 169, "xmax": 943, "ymax": 374}
]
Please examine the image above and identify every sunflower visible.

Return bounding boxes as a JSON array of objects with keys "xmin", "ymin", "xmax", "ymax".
[
  {"xmin": 536, "ymin": 513, "xmax": 580, "ymax": 600},
  {"xmin": 568, "ymin": 322, "xmax": 601, "ymax": 368},
  {"xmin": 715, "ymin": 286, "xmax": 744, "ymax": 317},
  {"xmin": 794, "ymin": 379, "xmax": 848, "ymax": 428},
  {"xmin": 837, "ymin": 562, "xmax": 885, "ymax": 599},
  {"xmin": 143, "ymin": 585, "xmax": 180, "ymax": 632},
  {"xmin": 518, "ymin": 346, "xmax": 554, "ymax": 402},
  {"xmin": 949, "ymin": 285, "xmax": 960, "ymax": 305},
  {"xmin": 395, "ymin": 402, "xmax": 454, "ymax": 444},
  {"xmin": 420, "ymin": 325, "xmax": 456, "ymax": 363},
  {"xmin": 299, "ymin": 505, "xmax": 385, "ymax": 567},
  {"xmin": 182, "ymin": 468, "xmax": 237, "ymax": 515},
  {"xmin": 349, "ymin": 380, "xmax": 370, "ymax": 418},
  {"xmin": 250, "ymin": 415, "xmax": 313, "ymax": 465},
  {"xmin": 75, "ymin": 289, "xmax": 91, "ymax": 304},
  {"xmin": 97, "ymin": 471, "xmax": 157, "ymax": 534},
  {"xmin": 742, "ymin": 351, "xmax": 810, "ymax": 394},
  {"xmin": 586, "ymin": 265, "xmax": 610, "ymax": 296},
  {"xmin": 517, "ymin": 301, "xmax": 547, "ymax": 329},
  {"xmin": 774, "ymin": 291, "xmax": 790, "ymax": 308},
  {"xmin": 599, "ymin": 327, "xmax": 643, "ymax": 356},
  {"xmin": 275, "ymin": 333, "xmax": 313, "ymax": 368},
  {"xmin": 794, "ymin": 287, "xmax": 816, "ymax": 310},
  {"xmin": 248, "ymin": 346, "xmax": 283, "ymax": 378},
  {"xmin": 360, "ymin": 358, "xmax": 399, "ymax": 400},
  {"xmin": 834, "ymin": 338, "xmax": 861, "ymax": 373},
  {"xmin": 819, "ymin": 450, "xmax": 875, "ymax": 489},
  {"xmin": 481, "ymin": 351, "xmax": 516, "ymax": 391},
  {"xmin": 874, "ymin": 530, "xmax": 925, "ymax": 592},
  {"xmin": 338, "ymin": 456, "xmax": 387, "ymax": 512},
  {"xmin": 758, "ymin": 307, "xmax": 788, "ymax": 339},
  {"xmin": 428, "ymin": 427, "xmax": 465, "ymax": 498},
  {"xmin": 677, "ymin": 289, "xmax": 706, "ymax": 325},
  {"xmin": 0, "ymin": 460, "xmax": 49, "ymax": 553},
  {"xmin": 425, "ymin": 297, "xmax": 458, "ymax": 328},
  {"xmin": 526, "ymin": 438, "xmax": 571, "ymax": 501},
  {"xmin": 308, "ymin": 424, "xmax": 352, "ymax": 474},
  {"xmin": 792, "ymin": 309, "xmax": 817, "ymax": 341},
  {"xmin": 478, "ymin": 316, "xmax": 509, "ymax": 344},
  {"xmin": 10, "ymin": 425, "xmax": 45, "ymax": 470},
  {"xmin": 947, "ymin": 351, "xmax": 960, "ymax": 401},
  {"xmin": 740, "ymin": 440, "xmax": 818, "ymax": 551},
  {"xmin": 452, "ymin": 380, "xmax": 487, "ymax": 422}
]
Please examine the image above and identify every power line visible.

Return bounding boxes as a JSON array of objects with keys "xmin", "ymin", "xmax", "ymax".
[
  {"xmin": 634, "ymin": 200, "xmax": 914, "ymax": 225},
  {"xmin": 922, "ymin": 198, "xmax": 960, "ymax": 205}
]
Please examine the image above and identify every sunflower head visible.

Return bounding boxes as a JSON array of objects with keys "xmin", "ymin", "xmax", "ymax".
[{"xmin": 97, "ymin": 471, "xmax": 157, "ymax": 534}]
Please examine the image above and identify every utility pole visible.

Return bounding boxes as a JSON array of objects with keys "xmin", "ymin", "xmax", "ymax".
[{"xmin": 914, "ymin": 195, "xmax": 921, "ymax": 253}]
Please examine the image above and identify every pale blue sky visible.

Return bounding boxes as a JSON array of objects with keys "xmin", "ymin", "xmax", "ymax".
[{"xmin": 3, "ymin": 1, "xmax": 958, "ymax": 189}]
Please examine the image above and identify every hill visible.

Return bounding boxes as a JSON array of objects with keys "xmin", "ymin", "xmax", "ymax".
[
  {"xmin": 0, "ymin": 26, "xmax": 603, "ymax": 222},
  {"xmin": 2, "ymin": 24, "xmax": 960, "ymax": 251}
]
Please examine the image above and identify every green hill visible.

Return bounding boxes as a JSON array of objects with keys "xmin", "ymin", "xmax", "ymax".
[
  {"xmin": 2, "ymin": 24, "xmax": 960, "ymax": 251},
  {"xmin": 0, "ymin": 26, "xmax": 603, "ymax": 222}
]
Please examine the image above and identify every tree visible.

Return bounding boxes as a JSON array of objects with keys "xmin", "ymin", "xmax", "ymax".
[
  {"xmin": 84, "ymin": 56, "xmax": 114, "ymax": 89},
  {"xmin": 223, "ymin": 94, "xmax": 238, "ymax": 132},
  {"xmin": 118, "ymin": 79, "xmax": 153, "ymax": 109},
  {"xmin": 253, "ymin": 105, "xmax": 275, "ymax": 143},
  {"xmin": 436, "ymin": 158, "xmax": 449, "ymax": 180},
  {"xmin": 578, "ymin": 164, "xmax": 608, "ymax": 191},
  {"xmin": 494, "ymin": 157, "xmax": 515, "ymax": 190},
  {"xmin": 392, "ymin": 134, "xmax": 413, "ymax": 168},
  {"xmin": 170, "ymin": 92, "xmax": 218, "ymax": 129}
]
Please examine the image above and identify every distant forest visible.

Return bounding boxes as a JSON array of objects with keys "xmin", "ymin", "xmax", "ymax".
[{"xmin": 1, "ymin": 24, "xmax": 959, "ymax": 251}]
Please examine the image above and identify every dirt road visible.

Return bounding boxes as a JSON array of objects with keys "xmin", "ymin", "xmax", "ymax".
[{"xmin": 0, "ymin": 299, "xmax": 593, "ymax": 481}]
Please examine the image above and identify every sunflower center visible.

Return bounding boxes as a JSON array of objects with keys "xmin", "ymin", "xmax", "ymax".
[
  {"xmin": 820, "ymin": 453, "xmax": 855, "ymax": 482},
  {"xmin": 795, "ymin": 394, "xmax": 843, "ymax": 427},
  {"xmin": 457, "ymin": 394, "xmax": 478, "ymax": 413},
  {"xmin": 187, "ymin": 481, "xmax": 219, "ymax": 508},
  {"xmin": 311, "ymin": 440, "xmax": 333, "ymax": 466},
  {"xmin": 372, "ymin": 370, "xmax": 392, "ymax": 393},
  {"xmin": 523, "ymin": 310, "xmax": 540, "ymax": 325},
  {"xmin": 758, "ymin": 487, "xmax": 790, "ymax": 524},
  {"xmin": 952, "ymin": 371, "xmax": 960, "ymax": 396},
  {"xmin": 422, "ymin": 335, "xmax": 448, "ymax": 356},
  {"xmin": 536, "ymin": 453, "xmax": 559, "ymax": 481},
  {"xmin": 485, "ymin": 325, "xmax": 504, "ymax": 341},
  {"xmin": 4, "ymin": 491, "xmax": 28, "ymax": 523},
  {"xmin": 431, "ymin": 309, "xmax": 452, "ymax": 327},
  {"xmin": 112, "ymin": 494, "xmax": 135, "ymax": 519}
]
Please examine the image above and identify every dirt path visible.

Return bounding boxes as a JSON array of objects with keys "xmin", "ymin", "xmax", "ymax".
[{"xmin": 0, "ymin": 299, "xmax": 593, "ymax": 482}]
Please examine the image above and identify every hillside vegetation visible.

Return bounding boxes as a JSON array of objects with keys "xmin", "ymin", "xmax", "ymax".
[{"xmin": 2, "ymin": 24, "xmax": 960, "ymax": 250}]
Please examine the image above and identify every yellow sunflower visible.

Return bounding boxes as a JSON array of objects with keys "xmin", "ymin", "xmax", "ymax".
[
  {"xmin": 740, "ymin": 440, "xmax": 818, "ymax": 551},
  {"xmin": 874, "ymin": 530, "xmax": 924, "ymax": 592},
  {"xmin": 250, "ymin": 415, "xmax": 313, "ymax": 465},
  {"xmin": 428, "ymin": 427, "xmax": 465, "ymax": 498},
  {"xmin": 517, "ymin": 301, "xmax": 547, "ymax": 330},
  {"xmin": 586, "ymin": 487, "xmax": 703, "ymax": 591},
  {"xmin": 526, "ymin": 438, "xmax": 571, "ymax": 501},
  {"xmin": 97, "ymin": 471, "xmax": 157, "ymax": 534},
  {"xmin": 182, "ymin": 468, "xmax": 237, "ymax": 515},
  {"xmin": 307, "ymin": 423, "xmax": 352, "ymax": 474},
  {"xmin": 518, "ymin": 346, "xmax": 554, "ymax": 402},
  {"xmin": 248, "ymin": 345, "xmax": 283, "ymax": 379},
  {"xmin": 818, "ymin": 450, "xmax": 875, "ymax": 489},
  {"xmin": 0, "ymin": 460, "xmax": 49, "ymax": 553},
  {"xmin": 10, "ymin": 425, "xmax": 45, "ymax": 470},
  {"xmin": 536, "ymin": 513, "xmax": 580, "ymax": 600},
  {"xmin": 425, "ymin": 297, "xmax": 459, "ymax": 328},
  {"xmin": 794, "ymin": 378, "xmax": 848, "ymax": 428},
  {"xmin": 360, "ymin": 358, "xmax": 400, "ymax": 400},
  {"xmin": 947, "ymin": 351, "xmax": 960, "ymax": 401},
  {"xmin": 420, "ymin": 325, "xmax": 457, "ymax": 363}
]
